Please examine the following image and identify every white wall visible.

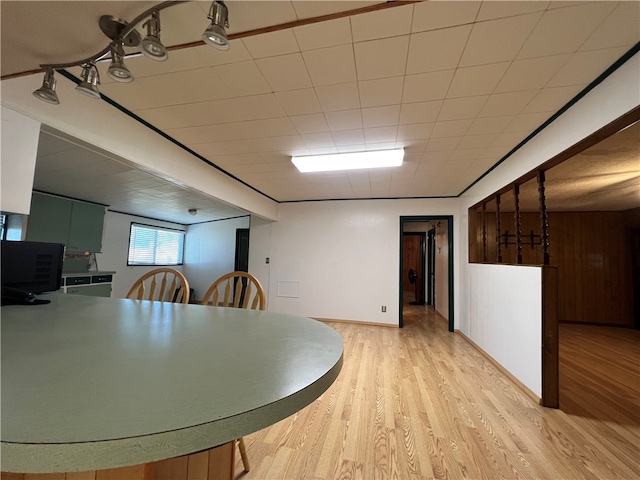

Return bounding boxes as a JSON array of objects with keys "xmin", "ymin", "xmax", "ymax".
[
  {"xmin": 435, "ymin": 220, "xmax": 449, "ymax": 320},
  {"xmin": 184, "ymin": 216, "xmax": 250, "ymax": 301},
  {"xmin": 0, "ymin": 106, "xmax": 40, "ymax": 214},
  {"xmin": 468, "ymin": 264, "xmax": 542, "ymax": 398},
  {"xmin": 98, "ymin": 211, "xmax": 186, "ymax": 299},
  {"xmin": 257, "ymin": 198, "xmax": 459, "ymax": 325}
]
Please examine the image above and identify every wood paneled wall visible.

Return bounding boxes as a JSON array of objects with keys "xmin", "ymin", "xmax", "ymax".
[{"xmin": 470, "ymin": 210, "xmax": 634, "ymax": 327}]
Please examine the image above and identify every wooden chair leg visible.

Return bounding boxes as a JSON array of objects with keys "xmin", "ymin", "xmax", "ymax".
[{"xmin": 237, "ymin": 437, "xmax": 250, "ymax": 472}]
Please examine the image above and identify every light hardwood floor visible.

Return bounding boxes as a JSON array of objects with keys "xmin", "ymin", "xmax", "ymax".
[{"xmin": 235, "ymin": 307, "xmax": 640, "ymax": 479}]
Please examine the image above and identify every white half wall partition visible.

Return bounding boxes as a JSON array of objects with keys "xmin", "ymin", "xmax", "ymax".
[{"xmin": 468, "ymin": 264, "xmax": 542, "ymax": 399}]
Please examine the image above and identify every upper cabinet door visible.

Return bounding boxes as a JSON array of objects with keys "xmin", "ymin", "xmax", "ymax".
[
  {"xmin": 25, "ymin": 193, "xmax": 72, "ymax": 245},
  {"xmin": 67, "ymin": 202, "xmax": 105, "ymax": 253}
]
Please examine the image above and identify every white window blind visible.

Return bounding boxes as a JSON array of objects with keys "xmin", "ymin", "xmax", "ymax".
[{"xmin": 128, "ymin": 223, "xmax": 185, "ymax": 266}]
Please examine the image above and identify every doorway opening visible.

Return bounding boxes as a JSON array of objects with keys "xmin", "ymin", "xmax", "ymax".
[{"xmin": 399, "ymin": 216, "xmax": 454, "ymax": 331}]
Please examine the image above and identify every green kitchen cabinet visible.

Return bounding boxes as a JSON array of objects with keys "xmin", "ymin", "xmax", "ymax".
[
  {"xmin": 25, "ymin": 193, "xmax": 72, "ymax": 245},
  {"xmin": 26, "ymin": 193, "xmax": 105, "ymax": 253}
]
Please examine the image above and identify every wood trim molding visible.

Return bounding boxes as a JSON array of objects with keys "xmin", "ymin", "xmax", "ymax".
[
  {"xmin": 455, "ymin": 330, "xmax": 542, "ymax": 406},
  {"xmin": 313, "ymin": 318, "xmax": 396, "ymax": 328}
]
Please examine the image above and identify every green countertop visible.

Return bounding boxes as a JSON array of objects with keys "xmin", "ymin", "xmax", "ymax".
[{"xmin": 1, "ymin": 294, "xmax": 343, "ymax": 473}]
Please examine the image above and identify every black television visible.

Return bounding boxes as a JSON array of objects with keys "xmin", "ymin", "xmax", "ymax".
[{"xmin": 1, "ymin": 240, "xmax": 64, "ymax": 305}]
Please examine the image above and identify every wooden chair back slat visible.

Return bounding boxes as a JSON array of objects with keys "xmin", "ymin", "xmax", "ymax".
[
  {"xmin": 200, "ymin": 272, "xmax": 265, "ymax": 311},
  {"xmin": 126, "ymin": 268, "xmax": 190, "ymax": 304}
]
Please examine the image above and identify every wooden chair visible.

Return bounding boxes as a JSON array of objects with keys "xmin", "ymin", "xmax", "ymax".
[
  {"xmin": 200, "ymin": 271, "xmax": 266, "ymax": 472},
  {"xmin": 200, "ymin": 271, "xmax": 265, "ymax": 310},
  {"xmin": 126, "ymin": 268, "xmax": 190, "ymax": 304}
]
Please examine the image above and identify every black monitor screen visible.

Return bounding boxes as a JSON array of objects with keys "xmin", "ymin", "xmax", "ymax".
[{"xmin": 1, "ymin": 240, "xmax": 64, "ymax": 295}]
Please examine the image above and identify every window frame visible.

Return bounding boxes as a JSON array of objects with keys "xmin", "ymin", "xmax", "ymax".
[{"xmin": 127, "ymin": 222, "xmax": 185, "ymax": 267}]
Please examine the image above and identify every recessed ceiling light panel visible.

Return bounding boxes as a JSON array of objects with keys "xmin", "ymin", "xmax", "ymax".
[{"xmin": 292, "ymin": 149, "xmax": 404, "ymax": 173}]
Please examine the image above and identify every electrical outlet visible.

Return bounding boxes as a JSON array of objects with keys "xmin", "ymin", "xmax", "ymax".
[
  {"xmin": 381, "ymin": 306, "xmax": 386, "ymax": 313},
  {"xmin": 265, "ymin": 257, "xmax": 270, "ymax": 264}
]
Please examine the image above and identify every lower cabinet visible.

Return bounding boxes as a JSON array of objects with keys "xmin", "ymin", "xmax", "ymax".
[
  {"xmin": 62, "ymin": 273, "xmax": 115, "ymax": 298},
  {"xmin": 65, "ymin": 284, "xmax": 112, "ymax": 297}
]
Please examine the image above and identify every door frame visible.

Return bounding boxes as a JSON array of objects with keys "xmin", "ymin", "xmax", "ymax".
[
  {"xmin": 399, "ymin": 215, "xmax": 454, "ymax": 332},
  {"xmin": 427, "ymin": 227, "xmax": 436, "ymax": 307}
]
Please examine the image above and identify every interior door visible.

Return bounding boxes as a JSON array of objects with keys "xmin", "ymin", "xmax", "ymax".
[{"xmin": 402, "ymin": 233, "xmax": 425, "ymax": 304}]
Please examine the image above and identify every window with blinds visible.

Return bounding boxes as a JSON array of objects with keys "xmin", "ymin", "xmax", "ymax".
[{"xmin": 127, "ymin": 223, "xmax": 185, "ymax": 266}]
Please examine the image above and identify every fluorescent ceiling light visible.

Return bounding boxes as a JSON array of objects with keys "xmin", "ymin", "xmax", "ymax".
[{"xmin": 292, "ymin": 148, "xmax": 404, "ymax": 173}]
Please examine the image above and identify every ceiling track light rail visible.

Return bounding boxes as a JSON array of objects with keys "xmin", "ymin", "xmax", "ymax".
[{"xmin": 33, "ymin": 0, "xmax": 230, "ymax": 104}]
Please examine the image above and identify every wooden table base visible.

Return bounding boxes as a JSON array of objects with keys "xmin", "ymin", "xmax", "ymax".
[{"xmin": 1, "ymin": 441, "xmax": 235, "ymax": 480}]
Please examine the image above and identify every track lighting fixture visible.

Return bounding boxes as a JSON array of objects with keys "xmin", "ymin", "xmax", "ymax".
[
  {"xmin": 32, "ymin": 1, "xmax": 232, "ymax": 104},
  {"xmin": 107, "ymin": 42, "xmax": 134, "ymax": 82},
  {"xmin": 75, "ymin": 62, "xmax": 101, "ymax": 99},
  {"xmin": 202, "ymin": 1, "xmax": 230, "ymax": 50},
  {"xmin": 141, "ymin": 10, "xmax": 168, "ymax": 61},
  {"xmin": 32, "ymin": 67, "xmax": 60, "ymax": 105}
]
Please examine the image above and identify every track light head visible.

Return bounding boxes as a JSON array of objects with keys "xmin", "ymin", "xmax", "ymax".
[
  {"xmin": 141, "ymin": 10, "xmax": 168, "ymax": 61},
  {"xmin": 107, "ymin": 42, "xmax": 134, "ymax": 82},
  {"xmin": 75, "ymin": 62, "xmax": 101, "ymax": 99},
  {"xmin": 202, "ymin": 1, "xmax": 230, "ymax": 50},
  {"xmin": 32, "ymin": 68, "xmax": 60, "ymax": 104}
]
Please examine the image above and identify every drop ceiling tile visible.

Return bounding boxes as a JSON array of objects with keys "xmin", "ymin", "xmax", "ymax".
[
  {"xmin": 397, "ymin": 123, "xmax": 434, "ymax": 142},
  {"xmin": 402, "ymin": 70, "xmax": 455, "ymax": 103},
  {"xmin": 205, "ymin": 137, "xmax": 280, "ymax": 155},
  {"xmin": 399, "ymin": 101, "xmax": 443, "ymax": 124},
  {"xmin": 517, "ymin": 2, "xmax": 617, "ymax": 59},
  {"xmin": 136, "ymin": 98, "xmax": 251, "ymax": 130},
  {"xmin": 121, "ymin": 49, "xmax": 209, "ymax": 80},
  {"xmin": 522, "ymin": 85, "xmax": 583, "ymax": 113},
  {"xmin": 194, "ymin": 40, "xmax": 252, "ymax": 66},
  {"xmin": 239, "ymin": 94, "xmax": 287, "ymax": 120},
  {"xmin": 301, "ymin": 132, "xmax": 335, "ymax": 148},
  {"xmin": 358, "ymin": 77, "xmax": 404, "ymax": 108},
  {"xmin": 256, "ymin": 53, "xmax": 313, "ymax": 91},
  {"xmin": 290, "ymin": 113, "xmax": 330, "ymax": 134},
  {"xmin": 364, "ymin": 126, "xmax": 398, "ymax": 144},
  {"xmin": 242, "ymin": 30, "xmax": 300, "ymax": 59},
  {"xmin": 478, "ymin": 90, "xmax": 539, "ymax": 117},
  {"xmin": 431, "ymin": 119, "xmax": 473, "ymax": 139},
  {"xmin": 246, "ymin": 117, "xmax": 300, "ymax": 138},
  {"xmin": 426, "ymin": 137, "xmax": 462, "ymax": 152},
  {"xmin": 101, "ymin": 68, "xmax": 234, "ymax": 110},
  {"xmin": 350, "ymin": 4, "xmax": 413, "ymax": 42},
  {"xmin": 303, "ymin": 45, "xmax": 357, "ymax": 86},
  {"xmin": 315, "ymin": 82, "xmax": 361, "ymax": 112},
  {"xmin": 421, "ymin": 150, "xmax": 453, "ymax": 164},
  {"xmin": 270, "ymin": 135, "xmax": 308, "ymax": 152},
  {"xmin": 547, "ymin": 47, "xmax": 629, "ymax": 87},
  {"xmin": 447, "ymin": 62, "xmax": 510, "ymax": 98},
  {"xmin": 498, "ymin": 55, "xmax": 571, "ymax": 94},
  {"xmin": 294, "ymin": 17, "xmax": 352, "ymax": 51},
  {"xmin": 459, "ymin": 12, "xmax": 543, "ymax": 67},
  {"xmin": 412, "ymin": 1, "xmax": 480, "ymax": 32},
  {"xmin": 457, "ymin": 134, "xmax": 499, "ymax": 150},
  {"xmin": 337, "ymin": 144, "xmax": 367, "ymax": 153},
  {"xmin": 332, "ymin": 129, "xmax": 365, "ymax": 146},
  {"xmin": 505, "ymin": 111, "xmax": 552, "ymax": 132},
  {"xmin": 227, "ymin": 1, "xmax": 297, "ymax": 31},
  {"xmin": 275, "ymin": 88, "xmax": 323, "ymax": 115},
  {"xmin": 449, "ymin": 148, "xmax": 484, "ymax": 162},
  {"xmin": 581, "ymin": 2, "xmax": 640, "ymax": 51},
  {"xmin": 213, "ymin": 61, "xmax": 272, "ymax": 96},
  {"xmin": 407, "ymin": 25, "xmax": 472, "ymax": 74},
  {"xmin": 325, "ymin": 109, "xmax": 363, "ymax": 131},
  {"xmin": 492, "ymin": 132, "xmax": 527, "ymax": 148},
  {"xmin": 354, "ymin": 36, "xmax": 410, "ymax": 81},
  {"xmin": 437, "ymin": 96, "xmax": 489, "ymax": 121},
  {"xmin": 476, "ymin": 1, "xmax": 549, "ymax": 21},
  {"xmin": 362, "ymin": 105, "xmax": 401, "ymax": 128},
  {"xmin": 467, "ymin": 115, "xmax": 516, "ymax": 135}
]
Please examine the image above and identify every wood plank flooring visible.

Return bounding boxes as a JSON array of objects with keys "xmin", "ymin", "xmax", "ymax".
[{"xmin": 235, "ymin": 307, "xmax": 640, "ymax": 479}]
